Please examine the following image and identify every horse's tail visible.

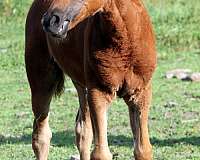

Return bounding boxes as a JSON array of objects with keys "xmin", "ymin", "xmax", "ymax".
[{"xmin": 53, "ymin": 61, "xmax": 65, "ymax": 98}]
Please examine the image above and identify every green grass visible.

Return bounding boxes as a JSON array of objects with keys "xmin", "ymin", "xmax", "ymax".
[{"xmin": 0, "ymin": 0, "xmax": 200, "ymax": 159}]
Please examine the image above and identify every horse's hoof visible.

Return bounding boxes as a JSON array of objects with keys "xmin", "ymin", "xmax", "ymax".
[{"xmin": 91, "ymin": 147, "xmax": 112, "ymax": 160}]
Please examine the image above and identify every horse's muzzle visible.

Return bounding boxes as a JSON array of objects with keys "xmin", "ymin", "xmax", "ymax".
[{"xmin": 42, "ymin": 12, "xmax": 70, "ymax": 38}]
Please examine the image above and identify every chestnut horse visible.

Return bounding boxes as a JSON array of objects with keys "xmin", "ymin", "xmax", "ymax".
[{"xmin": 25, "ymin": 0, "xmax": 157, "ymax": 159}]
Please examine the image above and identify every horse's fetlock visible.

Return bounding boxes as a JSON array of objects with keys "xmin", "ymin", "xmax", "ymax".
[{"xmin": 33, "ymin": 129, "xmax": 52, "ymax": 146}]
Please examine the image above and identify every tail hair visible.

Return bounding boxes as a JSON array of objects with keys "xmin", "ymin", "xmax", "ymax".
[{"xmin": 53, "ymin": 61, "xmax": 65, "ymax": 97}]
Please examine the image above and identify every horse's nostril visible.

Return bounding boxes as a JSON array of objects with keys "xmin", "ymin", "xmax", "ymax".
[
  {"xmin": 50, "ymin": 15, "xmax": 60, "ymax": 27},
  {"xmin": 42, "ymin": 12, "xmax": 69, "ymax": 38}
]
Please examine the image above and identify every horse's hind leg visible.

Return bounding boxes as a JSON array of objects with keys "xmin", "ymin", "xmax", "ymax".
[
  {"xmin": 124, "ymin": 84, "xmax": 152, "ymax": 160},
  {"xmin": 73, "ymin": 82, "xmax": 93, "ymax": 160},
  {"xmin": 25, "ymin": 44, "xmax": 64, "ymax": 160}
]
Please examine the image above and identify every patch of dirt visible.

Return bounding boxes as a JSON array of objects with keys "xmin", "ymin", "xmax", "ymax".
[
  {"xmin": 164, "ymin": 112, "xmax": 173, "ymax": 119},
  {"xmin": 182, "ymin": 111, "xmax": 199, "ymax": 122}
]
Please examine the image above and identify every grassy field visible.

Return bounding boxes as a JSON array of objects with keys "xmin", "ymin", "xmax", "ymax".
[{"xmin": 0, "ymin": 0, "xmax": 200, "ymax": 159}]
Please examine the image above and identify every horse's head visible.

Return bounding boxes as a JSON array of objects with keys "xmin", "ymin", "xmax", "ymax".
[{"xmin": 42, "ymin": 0, "xmax": 105, "ymax": 38}]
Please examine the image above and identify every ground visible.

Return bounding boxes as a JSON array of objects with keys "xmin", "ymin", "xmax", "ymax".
[{"xmin": 0, "ymin": 0, "xmax": 200, "ymax": 159}]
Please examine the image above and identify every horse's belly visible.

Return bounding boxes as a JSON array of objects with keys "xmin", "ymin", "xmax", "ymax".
[{"xmin": 89, "ymin": 54, "xmax": 129, "ymax": 90}]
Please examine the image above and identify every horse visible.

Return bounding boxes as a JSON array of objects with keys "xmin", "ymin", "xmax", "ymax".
[{"xmin": 25, "ymin": 0, "xmax": 157, "ymax": 159}]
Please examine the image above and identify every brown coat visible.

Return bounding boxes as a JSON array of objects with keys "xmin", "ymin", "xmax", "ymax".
[{"xmin": 25, "ymin": 0, "xmax": 157, "ymax": 159}]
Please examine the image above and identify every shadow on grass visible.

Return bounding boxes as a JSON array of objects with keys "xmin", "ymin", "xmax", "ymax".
[
  {"xmin": 151, "ymin": 136, "xmax": 200, "ymax": 147},
  {"xmin": 0, "ymin": 131, "xmax": 200, "ymax": 147},
  {"xmin": 0, "ymin": 130, "xmax": 75, "ymax": 147},
  {"xmin": 108, "ymin": 135, "xmax": 200, "ymax": 147}
]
